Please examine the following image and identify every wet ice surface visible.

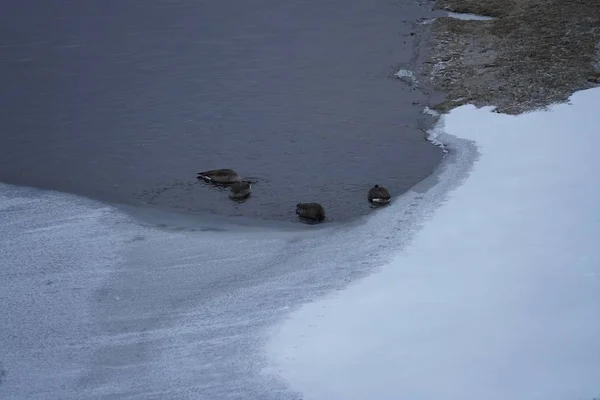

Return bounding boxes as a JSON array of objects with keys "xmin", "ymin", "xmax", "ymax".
[
  {"xmin": 0, "ymin": 0, "xmax": 442, "ymax": 223},
  {"xmin": 0, "ymin": 171, "xmax": 437, "ymax": 398}
]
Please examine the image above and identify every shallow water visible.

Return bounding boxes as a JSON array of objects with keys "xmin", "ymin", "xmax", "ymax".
[{"xmin": 0, "ymin": 0, "xmax": 443, "ymax": 222}]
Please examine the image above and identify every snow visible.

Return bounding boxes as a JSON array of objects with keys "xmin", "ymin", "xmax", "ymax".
[
  {"xmin": 394, "ymin": 69, "xmax": 417, "ymax": 84},
  {"xmin": 422, "ymin": 106, "xmax": 447, "ymax": 152},
  {"xmin": 2, "ymin": 84, "xmax": 599, "ymax": 398},
  {"xmin": 446, "ymin": 12, "xmax": 496, "ymax": 21},
  {"xmin": 0, "ymin": 185, "xmax": 299, "ymax": 398},
  {"xmin": 266, "ymin": 88, "xmax": 600, "ymax": 399},
  {"xmin": 419, "ymin": 18, "xmax": 436, "ymax": 25},
  {"xmin": 420, "ymin": 11, "xmax": 496, "ymax": 25},
  {"xmin": 422, "ymin": 106, "xmax": 439, "ymax": 117},
  {"xmin": 0, "ymin": 171, "xmax": 429, "ymax": 396}
]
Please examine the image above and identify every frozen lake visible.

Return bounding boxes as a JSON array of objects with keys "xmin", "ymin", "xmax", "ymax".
[
  {"xmin": 0, "ymin": 165, "xmax": 444, "ymax": 398},
  {"xmin": 3, "ymin": 88, "xmax": 599, "ymax": 399},
  {"xmin": 267, "ymin": 88, "xmax": 600, "ymax": 399}
]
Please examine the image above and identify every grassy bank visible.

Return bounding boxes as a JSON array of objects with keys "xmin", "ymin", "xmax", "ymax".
[{"xmin": 425, "ymin": 0, "xmax": 600, "ymax": 114}]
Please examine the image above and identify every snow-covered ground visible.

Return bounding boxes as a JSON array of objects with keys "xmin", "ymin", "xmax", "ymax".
[
  {"xmin": 2, "ymin": 89, "xmax": 599, "ymax": 399},
  {"xmin": 266, "ymin": 88, "xmax": 600, "ymax": 399}
]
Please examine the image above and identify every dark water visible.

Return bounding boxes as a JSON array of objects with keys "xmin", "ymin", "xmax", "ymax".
[{"xmin": 0, "ymin": 0, "xmax": 443, "ymax": 222}]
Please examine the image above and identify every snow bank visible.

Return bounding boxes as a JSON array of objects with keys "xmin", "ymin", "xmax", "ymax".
[{"xmin": 266, "ymin": 89, "xmax": 600, "ymax": 399}]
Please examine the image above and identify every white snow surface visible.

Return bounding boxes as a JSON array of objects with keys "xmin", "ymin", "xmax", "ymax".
[
  {"xmin": 394, "ymin": 69, "xmax": 417, "ymax": 84},
  {"xmin": 1, "ymin": 185, "xmax": 336, "ymax": 399},
  {"xmin": 446, "ymin": 11, "xmax": 496, "ymax": 21},
  {"xmin": 2, "ymin": 88, "xmax": 600, "ymax": 399},
  {"xmin": 266, "ymin": 88, "xmax": 600, "ymax": 399},
  {"xmin": 0, "ymin": 165, "xmax": 428, "ymax": 396},
  {"xmin": 421, "ymin": 11, "xmax": 496, "ymax": 25}
]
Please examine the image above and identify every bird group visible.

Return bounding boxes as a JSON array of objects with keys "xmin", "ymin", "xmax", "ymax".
[{"xmin": 197, "ymin": 168, "xmax": 391, "ymax": 223}]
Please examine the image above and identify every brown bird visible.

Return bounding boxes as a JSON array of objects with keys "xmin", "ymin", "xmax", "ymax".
[
  {"xmin": 229, "ymin": 181, "xmax": 252, "ymax": 200},
  {"xmin": 197, "ymin": 169, "xmax": 242, "ymax": 184},
  {"xmin": 296, "ymin": 203, "xmax": 326, "ymax": 223},
  {"xmin": 367, "ymin": 184, "xmax": 391, "ymax": 204}
]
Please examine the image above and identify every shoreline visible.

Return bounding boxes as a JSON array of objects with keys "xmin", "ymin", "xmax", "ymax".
[
  {"xmin": 265, "ymin": 2, "xmax": 600, "ymax": 393},
  {"xmin": 266, "ymin": 84, "xmax": 600, "ymax": 400},
  {"xmin": 0, "ymin": 110, "xmax": 465, "ymax": 398},
  {"xmin": 2, "ymin": 2, "xmax": 600, "ymax": 397},
  {"xmin": 423, "ymin": 0, "xmax": 600, "ymax": 114}
]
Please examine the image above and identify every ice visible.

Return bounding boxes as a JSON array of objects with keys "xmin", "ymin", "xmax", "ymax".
[
  {"xmin": 422, "ymin": 107, "xmax": 447, "ymax": 152},
  {"xmin": 394, "ymin": 69, "xmax": 417, "ymax": 84},
  {"xmin": 420, "ymin": 11, "xmax": 496, "ymax": 26},
  {"xmin": 3, "ymin": 85, "xmax": 600, "ymax": 397},
  {"xmin": 0, "ymin": 187, "xmax": 132, "ymax": 398},
  {"xmin": 422, "ymin": 106, "xmax": 439, "ymax": 117},
  {"xmin": 446, "ymin": 12, "xmax": 496, "ymax": 21},
  {"xmin": 266, "ymin": 88, "xmax": 600, "ymax": 399},
  {"xmin": 0, "ymin": 172, "xmax": 429, "ymax": 397}
]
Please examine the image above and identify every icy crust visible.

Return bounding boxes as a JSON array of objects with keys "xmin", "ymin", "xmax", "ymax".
[
  {"xmin": 266, "ymin": 88, "xmax": 600, "ymax": 400},
  {"xmin": 3, "ymin": 84, "xmax": 600, "ymax": 399},
  {"xmin": 0, "ymin": 150, "xmax": 448, "ymax": 398},
  {"xmin": 0, "ymin": 186, "xmax": 132, "ymax": 398}
]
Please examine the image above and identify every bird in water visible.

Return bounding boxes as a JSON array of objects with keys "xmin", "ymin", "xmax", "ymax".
[
  {"xmin": 229, "ymin": 181, "xmax": 252, "ymax": 200},
  {"xmin": 296, "ymin": 202, "xmax": 326, "ymax": 223},
  {"xmin": 197, "ymin": 169, "xmax": 242, "ymax": 184},
  {"xmin": 367, "ymin": 184, "xmax": 391, "ymax": 205}
]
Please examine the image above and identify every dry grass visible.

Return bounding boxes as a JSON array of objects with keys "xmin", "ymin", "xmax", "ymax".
[{"xmin": 425, "ymin": 0, "xmax": 600, "ymax": 114}]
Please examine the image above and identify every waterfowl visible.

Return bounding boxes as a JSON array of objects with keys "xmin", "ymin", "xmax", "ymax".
[
  {"xmin": 229, "ymin": 181, "xmax": 252, "ymax": 200},
  {"xmin": 197, "ymin": 169, "xmax": 242, "ymax": 184},
  {"xmin": 368, "ymin": 184, "xmax": 391, "ymax": 204},
  {"xmin": 296, "ymin": 203, "xmax": 326, "ymax": 222}
]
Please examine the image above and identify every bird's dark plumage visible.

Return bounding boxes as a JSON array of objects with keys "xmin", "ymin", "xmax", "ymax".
[
  {"xmin": 197, "ymin": 169, "xmax": 242, "ymax": 184},
  {"xmin": 367, "ymin": 184, "xmax": 391, "ymax": 204},
  {"xmin": 296, "ymin": 202, "xmax": 326, "ymax": 222},
  {"xmin": 229, "ymin": 181, "xmax": 252, "ymax": 199}
]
